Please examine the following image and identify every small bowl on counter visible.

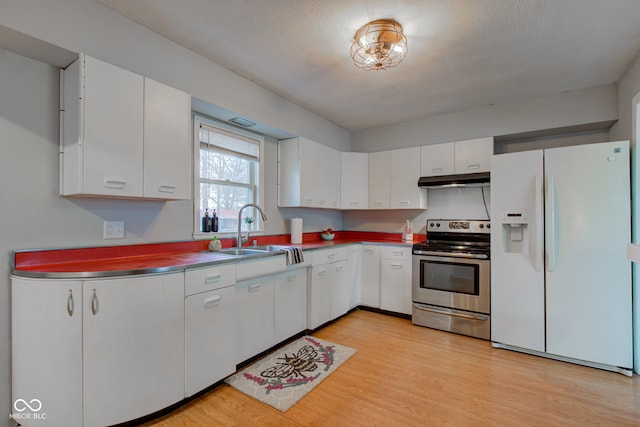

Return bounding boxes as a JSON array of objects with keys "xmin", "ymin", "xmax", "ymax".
[{"xmin": 320, "ymin": 233, "xmax": 335, "ymax": 241}]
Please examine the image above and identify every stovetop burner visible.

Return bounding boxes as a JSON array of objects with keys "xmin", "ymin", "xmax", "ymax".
[{"xmin": 413, "ymin": 219, "xmax": 491, "ymax": 258}]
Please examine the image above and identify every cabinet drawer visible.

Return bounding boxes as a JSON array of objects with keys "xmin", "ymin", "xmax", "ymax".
[
  {"xmin": 380, "ymin": 245, "xmax": 412, "ymax": 261},
  {"xmin": 185, "ymin": 263, "xmax": 236, "ymax": 296},
  {"xmin": 312, "ymin": 247, "xmax": 347, "ymax": 266},
  {"xmin": 235, "ymin": 255, "xmax": 287, "ymax": 282}
]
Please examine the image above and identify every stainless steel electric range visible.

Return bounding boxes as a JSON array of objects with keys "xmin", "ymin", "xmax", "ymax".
[{"xmin": 411, "ymin": 219, "xmax": 491, "ymax": 340}]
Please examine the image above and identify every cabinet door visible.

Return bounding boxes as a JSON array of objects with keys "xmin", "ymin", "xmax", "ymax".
[
  {"xmin": 185, "ymin": 286, "xmax": 236, "ymax": 396},
  {"xmin": 308, "ymin": 265, "xmax": 332, "ymax": 329},
  {"xmin": 390, "ymin": 147, "xmax": 426, "ymax": 209},
  {"xmin": 277, "ymin": 137, "xmax": 302, "ymax": 207},
  {"xmin": 346, "ymin": 245, "xmax": 362, "ymax": 309},
  {"xmin": 274, "ymin": 269, "xmax": 308, "ymax": 343},
  {"xmin": 420, "ymin": 142, "xmax": 454, "ymax": 176},
  {"xmin": 368, "ymin": 151, "xmax": 390, "ymax": 209},
  {"xmin": 380, "ymin": 259, "xmax": 412, "ymax": 315},
  {"xmin": 341, "ymin": 152, "xmax": 368, "ymax": 209},
  {"xmin": 235, "ymin": 277, "xmax": 275, "ymax": 363},
  {"xmin": 11, "ymin": 278, "xmax": 83, "ymax": 427},
  {"xmin": 80, "ymin": 54, "xmax": 144, "ymax": 197},
  {"xmin": 330, "ymin": 260, "xmax": 350, "ymax": 319},
  {"xmin": 360, "ymin": 245, "xmax": 380, "ymax": 307},
  {"xmin": 454, "ymin": 137, "xmax": 493, "ymax": 174},
  {"xmin": 299, "ymin": 137, "xmax": 324, "ymax": 207},
  {"xmin": 143, "ymin": 78, "xmax": 191, "ymax": 200},
  {"xmin": 321, "ymin": 144, "xmax": 342, "ymax": 208},
  {"xmin": 82, "ymin": 273, "xmax": 184, "ymax": 427}
]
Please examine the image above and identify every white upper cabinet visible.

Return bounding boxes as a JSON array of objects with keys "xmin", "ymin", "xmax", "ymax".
[
  {"xmin": 61, "ymin": 54, "xmax": 144, "ymax": 198},
  {"xmin": 421, "ymin": 137, "xmax": 494, "ymax": 176},
  {"xmin": 341, "ymin": 152, "xmax": 368, "ymax": 209},
  {"xmin": 143, "ymin": 78, "xmax": 191, "ymax": 200},
  {"xmin": 369, "ymin": 148, "xmax": 426, "ymax": 210},
  {"xmin": 368, "ymin": 151, "xmax": 391, "ymax": 209},
  {"xmin": 454, "ymin": 137, "xmax": 493, "ymax": 174},
  {"xmin": 60, "ymin": 54, "xmax": 190, "ymax": 200},
  {"xmin": 389, "ymin": 147, "xmax": 427, "ymax": 209},
  {"xmin": 420, "ymin": 142, "xmax": 455, "ymax": 176},
  {"xmin": 278, "ymin": 136, "xmax": 341, "ymax": 209}
]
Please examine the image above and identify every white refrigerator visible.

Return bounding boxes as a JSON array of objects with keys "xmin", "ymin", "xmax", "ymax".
[{"xmin": 491, "ymin": 140, "xmax": 632, "ymax": 372}]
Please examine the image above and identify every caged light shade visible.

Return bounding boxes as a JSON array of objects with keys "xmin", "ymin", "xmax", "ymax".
[{"xmin": 350, "ymin": 19, "xmax": 408, "ymax": 71}]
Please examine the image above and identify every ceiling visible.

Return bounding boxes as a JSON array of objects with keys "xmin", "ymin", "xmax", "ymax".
[{"xmin": 97, "ymin": 0, "xmax": 640, "ymax": 132}]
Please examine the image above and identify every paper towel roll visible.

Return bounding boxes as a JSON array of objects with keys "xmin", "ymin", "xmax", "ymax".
[{"xmin": 291, "ymin": 218, "xmax": 303, "ymax": 244}]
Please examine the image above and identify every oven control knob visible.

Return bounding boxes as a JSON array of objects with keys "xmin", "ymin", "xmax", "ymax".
[
  {"xmin": 436, "ymin": 223, "xmax": 440, "ymax": 228},
  {"xmin": 479, "ymin": 224, "xmax": 484, "ymax": 229},
  {"xmin": 429, "ymin": 222, "xmax": 434, "ymax": 227},
  {"xmin": 487, "ymin": 224, "xmax": 491, "ymax": 229}
]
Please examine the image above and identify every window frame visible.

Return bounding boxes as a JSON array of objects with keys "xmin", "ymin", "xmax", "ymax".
[{"xmin": 193, "ymin": 114, "xmax": 265, "ymax": 239}]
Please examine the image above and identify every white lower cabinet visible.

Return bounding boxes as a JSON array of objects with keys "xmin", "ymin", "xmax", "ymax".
[
  {"xmin": 308, "ymin": 264, "xmax": 333, "ymax": 329},
  {"xmin": 308, "ymin": 248, "xmax": 349, "ymax": 329},
  {"xmin": 82, "ymin": 274, "xmax": 185, "ymax": 427},
  {"xmin": 329, "ymin": 260, "xmax": 349, "ymax": 319},
  {"xmin": 11, "ymin": 278, "xmax": 83, "ymax": 427},
  {"xmin": 274, "ymin": 268, "xmax": 308, "ymax": 343},
  {"xmin": 346, "ymin": 244, "xmax": 362, "ymax": 309},
  {"xmin": 185, "ymin": 263, "xmax": 237, "ymax": 397},
  {"xmin": 235, "ymin": 276, "xmax": 276, "ymax": 363},
  {"xmin": 379, "ymin": 246, "xmax": 412, "ymax": 315},
  {"xmin": 12, "ymin": 274, "xmax": 185, "ymax": 427},
  {"xmin": 360, "ymin": 245, "xmax": 381, "ymax": 308}
]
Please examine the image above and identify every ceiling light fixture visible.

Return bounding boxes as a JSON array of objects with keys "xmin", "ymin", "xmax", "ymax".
[
  {"xmin": 228, "ymin": 117, "xmax": 256, "ymax": 128},
  {"xmin": 350, "ymin": 19, "xmax": 407, "ymax": 71}
]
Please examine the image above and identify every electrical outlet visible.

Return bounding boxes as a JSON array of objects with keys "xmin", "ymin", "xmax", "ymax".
[{"xmin": 103, "ymin": 221, "xmax": 125, "ymax": 239}]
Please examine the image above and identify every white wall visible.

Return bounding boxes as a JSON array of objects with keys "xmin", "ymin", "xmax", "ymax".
[
  {"xmin": 352, "ymin": 84, "xmax": 617, "ymax": 152},
  {"xmin": 0, "ymin": 0, "xmax": 350, "ymax": 152},
  {"xmin": 0, "ymin": 1, "xmax": 347, "ymax": 423},
  {"xmin": 346, "ymin": 84, "xmax": 616, "ymax": 233}
]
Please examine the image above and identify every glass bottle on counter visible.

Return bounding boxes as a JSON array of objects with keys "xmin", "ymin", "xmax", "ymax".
[
  {"xmin": 202, "ymin": 208, "xmax": 212, "ymax": 232},
  {"xmin": 212, "ymin": 209, "xmax": 219, "ymax": 232}
]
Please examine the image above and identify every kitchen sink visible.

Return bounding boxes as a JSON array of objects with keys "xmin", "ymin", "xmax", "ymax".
[
  {"xmin": 215, "ymin": 248, "xmax": 271, "ymax": 256},
  {"xmin": 250, "ymin": 245, "xmax": 288, "ymax": 252}
]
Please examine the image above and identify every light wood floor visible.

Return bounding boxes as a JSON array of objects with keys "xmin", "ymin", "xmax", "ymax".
[{"xmin": 142, "ymin": 310, "xmax": 640, "ymax": 426}]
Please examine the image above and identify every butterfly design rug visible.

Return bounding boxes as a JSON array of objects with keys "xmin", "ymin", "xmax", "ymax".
[{"xmin": 225, "ymin": 336, "xmax": 356, "ymax": 412}]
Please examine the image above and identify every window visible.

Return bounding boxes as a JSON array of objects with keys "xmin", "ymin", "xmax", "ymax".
[{"xmin": 194, "ymin": 116, "xmax": 264, "ymax": 236}]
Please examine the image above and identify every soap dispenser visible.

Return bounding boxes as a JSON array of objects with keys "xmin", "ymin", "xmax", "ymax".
[{"xmin": 402, "ymin": 220, "xmax": 413, "ymax": 242}]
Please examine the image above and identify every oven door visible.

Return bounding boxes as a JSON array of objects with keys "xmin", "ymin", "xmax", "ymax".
[{"xmin": 412, "ymin": 254, "xmax": 490, "ymax": 314}]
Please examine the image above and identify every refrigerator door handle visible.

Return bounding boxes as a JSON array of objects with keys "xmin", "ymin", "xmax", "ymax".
[
  {"xmin": 545, "ymin": 174, "xmax": 557, "ymax": 272},
  {"xmin": 532, "ymin": 174, "xmax": 543, "ymax": 271}
]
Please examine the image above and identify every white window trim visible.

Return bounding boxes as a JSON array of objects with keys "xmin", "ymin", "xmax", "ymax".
[{"xmin": 192, "ymin": 114, "xmax": 265, "ymax": 240}]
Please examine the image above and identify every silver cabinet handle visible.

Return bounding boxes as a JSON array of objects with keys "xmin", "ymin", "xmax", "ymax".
[
  {"xmin": 91, "ymin": 289, "xmax": 99, "ymax": 315},
  {"xmin": 158, "ymin": 185, "xmax": 176, "ymax": 193},
  {"xmin": 248, "ymin": 283, "xmax": 261, "ymax": 293},
  {"xmin": 103, "ymin": 179, "xmax": 127, "ymax": 189},
  {"xmin": 204, "ymin": 295, "xmax": 221, "ymax": 308},
  {"xmin": 205, "ymin": 274, "xmax": 222, "ymax": 284},
  {"xmin": 67, "ymin": 290, "xmax": 74, "ymax": 317}
]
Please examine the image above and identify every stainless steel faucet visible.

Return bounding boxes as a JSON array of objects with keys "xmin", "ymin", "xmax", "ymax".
[{"xmin": 237, "ymin": 204, "xmax": 268, "ymax": 248}]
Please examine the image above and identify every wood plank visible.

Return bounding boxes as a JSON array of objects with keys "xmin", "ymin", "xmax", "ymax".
[{"xmin": 142, "ymin": 310, "xmax": 640, "ymax": 426}]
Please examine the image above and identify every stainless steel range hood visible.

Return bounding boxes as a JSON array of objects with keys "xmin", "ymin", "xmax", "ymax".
[{"xmin": 417, "ymin": 172, "xmax": 490, "ymax": 189}]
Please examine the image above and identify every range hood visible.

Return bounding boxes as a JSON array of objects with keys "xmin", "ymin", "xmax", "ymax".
[{"xmin": 417, "ymin": 172, "xmax": 490, "ymax": 189}]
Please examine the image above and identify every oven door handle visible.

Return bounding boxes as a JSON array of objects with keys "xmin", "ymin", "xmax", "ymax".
[
  {"xmin": 412, "ymin": 250, "xmax": 488, "ymax": 259},
  {"xmin": 413, "ymin": 303, "xmax": 489, "ymax": 321}
]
